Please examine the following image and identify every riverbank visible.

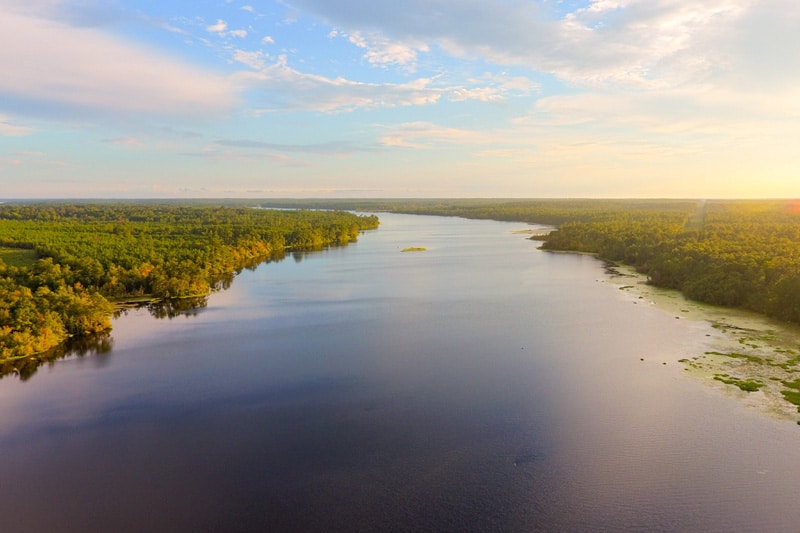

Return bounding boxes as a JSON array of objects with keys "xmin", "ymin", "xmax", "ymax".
[{"xmin": 601, "ymin": 262, "xmax": 800, "ymax": 424}]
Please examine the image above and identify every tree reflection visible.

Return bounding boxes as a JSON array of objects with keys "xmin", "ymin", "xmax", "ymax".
[
  {"xmin": 0, "ymin": 295, "xmax": 209, "ymax": 382},
  {"xmin": 0, "ymin": 333, "xmax": 114, "ymax": 381},
  {"xmin": 146, "ymin": 296, "xmax": 209, "ymax": 319}
]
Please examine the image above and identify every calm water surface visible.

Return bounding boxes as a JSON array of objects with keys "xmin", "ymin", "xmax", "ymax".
[{"xmin": 1, "ymin": 213, "xmax": 798, "ymax": 532}]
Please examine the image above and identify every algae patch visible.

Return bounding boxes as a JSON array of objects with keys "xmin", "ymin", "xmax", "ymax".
[{"xmin": 606, "ymin": 262, "xmax": 800, "ymax": 425}]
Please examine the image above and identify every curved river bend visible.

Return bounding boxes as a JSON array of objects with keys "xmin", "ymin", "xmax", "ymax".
[{"xmin": 1, "ymin": 213, "xmax": 798, "ymax": 532}]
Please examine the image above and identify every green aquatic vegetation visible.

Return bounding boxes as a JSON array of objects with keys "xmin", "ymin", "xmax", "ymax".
[
  {"xmin": 775, "ymin": 354, "xmax": 800, "ymax": 370},
  {"xmin": 782, "ymin": 378, "xmax": 800, "ymax": 390},
  {"xmin": 678, "ymin": 357, "xmax": 704, "ymax": 370},
  {"xmin": 737, "ymin": 336, "xmax": 761, "ymax": 349},
  {"xmin": 780, "ymin": 379, "xmax": 800, "ymax": 411},
  {"xmin": 401, "ymin": 247, "xmax": 427, "ymax": 252},
  {"xmin": 761, "ymin": 331, "xmax": 779, "ymax": 342},
  {"xmin": 705, "ymin": 351, "xmax": 764, "ymax": 364},
  {"xmin": 780, "ymin": 391, "xmax": 800, "ymax": 410},
  {"xmin": 714, "ymin": 374, "xmax": 763, "ymax": 392}
]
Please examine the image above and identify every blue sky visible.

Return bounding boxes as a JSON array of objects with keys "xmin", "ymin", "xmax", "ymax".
[{"xmin": 1, "ymin": 0, "xmax": 798, "ymax": 198}]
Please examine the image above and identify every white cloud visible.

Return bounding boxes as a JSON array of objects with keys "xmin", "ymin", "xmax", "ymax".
[
  {"xmin": 0, "ymin": 9, "xmax": 237, "ymax": 119},
  {"xmin": 206, "ymin": 19, "xmax": 228, "ymax": 34},
  {"xmin": 234, "ymin": 49, "xmax": 268, "ymax": 70},
  {"xmin": 346, "ymin": 31, "xmax": 429, "ymax": 69},
  {"xmin": 206, "ymin": 17, "xmax": 248, "ymax": 39},
  {"xmin": 288, "ymin": 0, "xmax": 796, "ymax": 93},
  {"xmin": 262, "ymin": 35, "xmax": 275, "ymax": 44}
]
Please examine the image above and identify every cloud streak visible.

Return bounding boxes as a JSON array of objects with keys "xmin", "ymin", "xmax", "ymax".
[
  {"xmin": 237, "ymin": 55, "xmax": 537, "ymax": 113},
  {"xmin": 378, "ymin": 121, "xmax": 490, "ymax": 148},
  {"xmin": 237, "ymin": 55, "xmax": 442, "ymax": 112},
  {"xmin": 0, "ymin": 116, "xmax": 34, "ymax": 137},
  {"xmin": 215, "ymin": 138, "xmax": 379, "ymax": 154}
]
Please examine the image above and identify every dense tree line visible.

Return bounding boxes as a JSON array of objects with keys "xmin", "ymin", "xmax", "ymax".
[
  {"xmin": 0, "ymin": 203, "xmax": 379, "ymax": 360},
  {"xmin": 253, "ymin": 198, "xmax": 700, "ymax": 226},
  {"xmin": 538, "ymin": 200, "xmax": 800, "ymax": 323}
]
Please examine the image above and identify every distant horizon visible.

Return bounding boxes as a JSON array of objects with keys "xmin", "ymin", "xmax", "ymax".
[
  {"xmin": 2, "ymin": 196, "xmax": 799, "ymax": 202},
  {"xmin": 2, "ymin": 1, "xmax": 797, "ymax": 198}
]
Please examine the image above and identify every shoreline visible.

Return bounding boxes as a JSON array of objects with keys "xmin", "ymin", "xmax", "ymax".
[{"xmin": 602, "ymin": 262, "xmax": 800, "ymax": 425}]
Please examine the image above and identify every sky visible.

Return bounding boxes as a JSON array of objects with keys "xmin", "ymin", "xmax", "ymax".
[{"xmin": 1, "ymin": 0, "xmax": 798, "ymax": 199}]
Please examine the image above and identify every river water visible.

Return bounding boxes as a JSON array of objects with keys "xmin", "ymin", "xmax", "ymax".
[{"xmin": 0, "ymin": 213, "xmax": 798, "ymax": 532}]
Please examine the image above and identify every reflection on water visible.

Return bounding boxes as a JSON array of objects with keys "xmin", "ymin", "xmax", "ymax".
[
  {"xmin": 1, "ymin": 213, "xmax": 799, "ymax": 532},
  {"xmin": 145, "ymin": 296, "xmax": 209, "ymax": 319},
  {"xmin": 1, "ymin": 297, "xmax": 210, "ymax": 381},
  {"xmin": 1, "ymin": 251, "xmax": 298, "ymax": 382},
  {"xmin": 0, "ymin": 333, "xmax": 113, "ymax": 381}
]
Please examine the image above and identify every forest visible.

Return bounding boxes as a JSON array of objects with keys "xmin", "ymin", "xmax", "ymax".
[{"xmin": 0, "ymin": 202, "xmax": 379, "ymax": 364}]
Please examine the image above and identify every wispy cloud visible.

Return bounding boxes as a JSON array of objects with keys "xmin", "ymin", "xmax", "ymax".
[
  {"xmin": 0, "ymin": 149, "xmax": 71, "ymax": 170},
  {"xmin": 234, "ymin": 50, "xmax": 270, "ymax": 70},
  {"xmin": 215, "ymin": 138, "xmax": 379, "ymax": 154},
  {"xmin": 102, "ymin": 136, "xmax": 143, "ymax": 147},
  {"xmin": 236, "ymin": 55, "xmax": 442, "ymax": 112},
  {"xmin": 378, "ymin": 121, "xmax": 489, "ymax": 148},
  {"xmin": 236, "ymin": 55, "xmax": 537, "ymax": 113},
  {"xmin": 0, "ymin": 116, "xmax": 34, "ymax": 136}
]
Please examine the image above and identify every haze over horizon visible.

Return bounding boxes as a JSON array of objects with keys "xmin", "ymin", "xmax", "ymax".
[{"xmin": 1, "ymin": 0, "xmax": 798, "ymax": 199}]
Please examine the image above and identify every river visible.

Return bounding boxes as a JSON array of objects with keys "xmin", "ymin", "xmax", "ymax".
[{"xmin": 0, "ymin": 213, "xmax": 798, "ymax": 532}]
